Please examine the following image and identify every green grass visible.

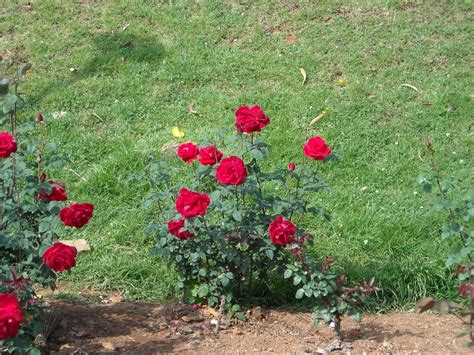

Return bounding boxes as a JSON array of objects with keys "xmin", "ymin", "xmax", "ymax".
[{"xmin": 1, "ymin": 1, "xmax": 472, "ymax": 307}]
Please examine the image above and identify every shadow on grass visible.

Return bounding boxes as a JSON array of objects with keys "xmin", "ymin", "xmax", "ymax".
[{"xmin": 30, "ymin": 31, "xmax": 165, "ymax": 105}]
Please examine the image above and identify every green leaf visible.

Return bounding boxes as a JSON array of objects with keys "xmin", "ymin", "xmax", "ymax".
[
  {"xmin": 295, "ymin": 288, "xmax": 305, "ymax": 299},
  {"xmin": 17, "ymin": 63, "xmax": 32, "ymax": 81},
  {"xmin": 265, "ymin": 249, "xmax": 274, "ymax": 260},
  {"xmin": 353, "ymin": 312, "xmax": 361, "ymax": 323},
  {"xmin": 198, "ymin": 284, "xmax": 209, "ymax": 297},
  {"xmin": 455, "ymin": 330, "xmax": 468, "ymax": 338},
  {"xmin": 232, "ymin": 211, "xmax": 242, "ymax": 221},
  {"xmin": 221, "ymin": 276, "xmax": 230, "ymax": 287},
  {"xmin": 284, "ymin": 269, "xmax": 292, "ymax": 279},
  {"xmin": 0, "ymin": 78, "xmax": 9, "ymax": 95},
  {"xmin": 2, "ymin": 94, "xmax": 17, "ymax": 113},
  {"xmin": 28, "ymin": 348, "xmax": 41, "ymax": 355},
  {"xmin": 250, "ymin": 149, "xmax": 264, "ymax": 160},
  {"xmin": 210, "ymin": 190, "xmax": 220, "ymax": 202},
  {"xmin": 422, "ymin": 183, "xmax": 432, "ymax": 193},
  {"xmin": 293, "ymin": 275, "xmax": 302, "ymax": 286}
]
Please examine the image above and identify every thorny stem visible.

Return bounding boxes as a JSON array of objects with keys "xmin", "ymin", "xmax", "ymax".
[
  {"xmin": 215, "ymin": 295, "xmax": 226, "ymax": 333},
  {"xmin": 289, "ymin": 175, "xmax": 301, "ymax": 220}
]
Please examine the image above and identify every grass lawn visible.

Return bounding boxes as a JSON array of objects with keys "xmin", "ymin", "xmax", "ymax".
[{"xmin": 1, "ymin": 1, "xmax": 472, "ymax": 307}]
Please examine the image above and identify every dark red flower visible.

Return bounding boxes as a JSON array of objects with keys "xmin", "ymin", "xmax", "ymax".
[
  {"xmin": 303, "ymin": 136, "xmax": 331, "ymax": 160},
  {"xmin": 288, "ymin": 162, "xmax": 296, "ymax": 171},
  {"xmin": 42, "ymin": 242, "xmax": 77, "ymax": 272},
  {"xmin": 215, "ymin": 156, "xmax": 247, "ymax": 185},
  {"xmin": 175, "ymin": 188, "xmax": 210, "ymax": 218},
  {"xmin": 40, "ymin": 172, "xmax": 47, "ymax": 182},
  {"xmin": 167, "ymin": 219, "xmax": 193, "ymax": 240},
  {"xmin": 199, "ymin": 145, "xmax": 223, "ymax": 165},
  {"xmin": 37, "ymin": 113, "xmax": 44, "ymax": 122},
  {"xmin": 235, "ymin": 105, "xmax": 270, "ymax": 133},
  {"xmin": 0, "ymin": 293, "xmax": 23, "ymax": 340},
  {"xmin": 177, "ymin": 143, "xmax": 199, "ymax": 163},
  {"xmin": 38, "ymin": 180, "xmax": 67, "ymax": 201},
  {"xmin": 0, "ymin": 132, "xmax": 17, "ymax": 159},
  {"xmin": 268, "ymin": 215, "xmax": 296, "ymax": 245},
  {"xmin": 59, "ymin": 203, "xmax": 94, "ymax": 228}
]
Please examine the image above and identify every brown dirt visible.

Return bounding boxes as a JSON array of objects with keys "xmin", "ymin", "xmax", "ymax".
[{"xmin": 44, "ymin": 295, "xmax": 471, "ymax": 354}]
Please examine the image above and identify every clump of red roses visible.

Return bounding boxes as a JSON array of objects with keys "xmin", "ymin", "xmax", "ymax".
[{"xmin": 167, "ymin": 105, "xmax": 332, "ymax": 248}]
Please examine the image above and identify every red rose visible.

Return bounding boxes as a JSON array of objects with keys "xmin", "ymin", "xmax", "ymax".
[
  {"xmin": 37, "ymin": 113, "xmax": 44, "ymax": 122},
  {"xmin": 38, "ymin": 180, "xmax": 67, "ymax": 201},
  {"xmin": 199, "ymin": 145, "xmax": 223, "ymax": 165},
  {"xmin": 167, "ymin": 219, "xmax": 193, "ymax": 240},
  {"xmin": 0, "ymin": 293, "xmax": 23, "ymax": 340},
  {"xmin": 268, "ymin": 215, "xmax": 296, "ymax": 245},
  {"xmin": 235, "ymin": 105, "xmax": 270, "ymax": 133},
  {"xmin": 42, "ymin": 242, "xmax": 77, "ymax": 272},
  {"xmin": 177, "ymin": 143, "xmax": 199, "ymax": 163},
  {"xmin": 175, "ymin": 188, "xmax": 210, "ymax": 218},
  {"xmin": 215, "ymin": 156, "xmax": 247, "ymax": 185},
  {"xmin": 288, "ymin": 162, "xmax": 296, "ymax": 171},
  {"xmin": 303, "ymin": 136, "xmax": 331, "ymax": 160},
  {"xmin": 59, "ymin": 203, "xmax": 94, "ymax": 228},
  {"xmin": 0, "ymin": 132, "xmax": 17, "ymax": 159}
]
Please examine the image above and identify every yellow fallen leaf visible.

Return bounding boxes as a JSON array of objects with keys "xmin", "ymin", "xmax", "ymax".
[
  {"xmin": 171, "ymin": 127, "xmax": 185, "ymax": 138},
  {"xmin": 299, "ymin": 68, "xmax": 307, "ymax": 86},
  {"xmin": 400, "ymin": 83, "xmax": 419, "ymax": 92},
  {"xmin": 309, "ymin": 108, "xmax": 329, "ymax": 127}
]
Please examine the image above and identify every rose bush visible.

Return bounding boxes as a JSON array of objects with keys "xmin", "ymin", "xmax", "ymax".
[
  {"xmin": 418, "ymin": 138, "xmax": 473, "ymax": 346},
  {"xmin": 144, "ymin": 105, "xmax": 375, "ymax": 343},
  {"xmin": 0, "ymin": 63, "xmax": 94, "ymax": 353}
]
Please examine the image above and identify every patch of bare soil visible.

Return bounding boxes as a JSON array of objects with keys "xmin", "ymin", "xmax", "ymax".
[{"xmin": 45, "ymin": 296, "xmax": 471, "ymax": 354}]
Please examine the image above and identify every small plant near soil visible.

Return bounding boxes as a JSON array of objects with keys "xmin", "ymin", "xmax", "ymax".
[
  {"xmin": 0, "ymin": 62, "xmax": 94, "ymax": 353},
  {"xmin": 417, "ymin": 138, "xmax": 473, "ymax": 347},
  {"xmin": 144, "ymin": 105, "xmax": 376, "ymax": 348}
]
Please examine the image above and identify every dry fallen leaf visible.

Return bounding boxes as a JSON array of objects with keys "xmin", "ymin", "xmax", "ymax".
[
  {"xmin": 188, "ymin": 103, "xmax": 198, "ymax": 114},
  {"xmin": 400, "ymin": 83, "xmax": 419, "ymax": 92},
  {"xmin": 101, "ymin": 341, "xmax": 116, "ymax": 351},
  {"xmin": 309, "ymin": 113, "xmax": 324, "ymax": 127},
  {"xmin": 60, "ymin": 239, "xmax": 91, "ymax": 253},
  {"xmin": 299, "ymin": 68, "xmax": 307, "ymax": 86},
  {"xmin": 416, "ymin": 297, "xmax": 436, "ymax": 313},
  {"xmin": 284, "ymin": 34, "xmax": 298, "ymax": 45},
  {"xmin": 161, "ymin": 141, "xmax": 181, "ymax": 153}
]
